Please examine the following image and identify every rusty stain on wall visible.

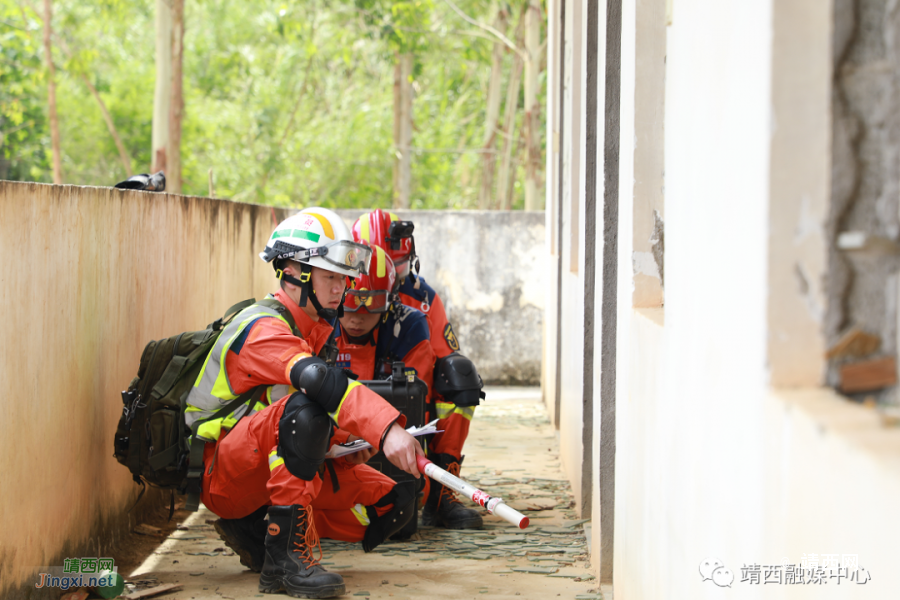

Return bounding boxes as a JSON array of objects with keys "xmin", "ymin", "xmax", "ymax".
[{"xmin": 0, "ymin": 182, "xmax": 288, "ymax": 598}]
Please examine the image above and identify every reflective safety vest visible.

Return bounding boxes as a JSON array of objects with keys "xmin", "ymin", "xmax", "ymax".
[{"xmin": 185, "ymin": 298, "xmax": 299, "ymax": 442}]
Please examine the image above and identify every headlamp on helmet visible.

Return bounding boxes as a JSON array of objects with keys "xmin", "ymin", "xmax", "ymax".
[{"xmin": 386, "ymin": 220, "xmax": 415, "ymax": 251}]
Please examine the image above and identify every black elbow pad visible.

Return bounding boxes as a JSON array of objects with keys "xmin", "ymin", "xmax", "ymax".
[
  {"xmin": 433, "ymin": 352, "xmax": 485, "ymax": 407},
  {"xmin": 289, "ymin": 356, "xmax": 349, "ymax": 414}
]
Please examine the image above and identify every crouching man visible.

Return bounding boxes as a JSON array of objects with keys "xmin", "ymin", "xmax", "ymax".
[
  {"xmin": 185, "ymin": 208, "xmax": 422, "ymax": 599},
  {"xmin": 353, "ymin": 210, "xmax": 483, "ymax": 529}
]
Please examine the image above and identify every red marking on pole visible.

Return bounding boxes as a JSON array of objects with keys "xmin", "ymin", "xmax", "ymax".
[
  {"xmin": 416, "ymin": 455, "xmax": 433, "ymax": 473},
  {"xmin": 472, "ymin": 489, "xmax": 491, "ymax": 507}
]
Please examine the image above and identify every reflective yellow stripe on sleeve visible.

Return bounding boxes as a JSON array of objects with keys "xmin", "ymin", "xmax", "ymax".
[
  {"xmin": 268, "ymin": 449, "xmax": 285, "ymax": 471},
  {"xmin": 351, "ymin": 503, "xmax": 371, "ymax": 527},
  {"xmin": 196, "ymin": 419, "xmax": 223, "ymax": 442},
  {"xmin": 328, "ymin": 380, "xmax": 362, "ymax": 424},
  {"xmin": 435, "ymin": 401, "xmax": 475, "ymax": 421}
]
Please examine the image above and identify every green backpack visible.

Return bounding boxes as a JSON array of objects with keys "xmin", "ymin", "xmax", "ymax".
[{"xmin": 113, "ymin": 298, "xmax": 298, "ymax": 505}]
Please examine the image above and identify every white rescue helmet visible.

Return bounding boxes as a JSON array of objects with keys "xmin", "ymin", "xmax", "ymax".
[{"xmin": 260, "ymin": 208, "xmax": 373, "ymax": 279}]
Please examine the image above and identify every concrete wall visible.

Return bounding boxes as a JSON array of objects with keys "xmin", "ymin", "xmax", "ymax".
[
  {"xmin": 828, "ymin": 0, "xmax": 900, "ymax": 399},
  {"xmin": 0, "ymin": 181, "xmax": 290, "ymax": 598},
  {"xmin": 0, "ymin": 184, "xmax": 544, "ymax": 597},
  {"xmin": 334, "ymin": 209, "xmax": 545, "ymax": 385},
  {"xmin": 546, "ymin": 0, "xmax": 900, "ymax": 596}
]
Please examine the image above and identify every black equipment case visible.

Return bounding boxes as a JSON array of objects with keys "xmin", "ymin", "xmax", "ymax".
[{"xmin": 358, "ymin": 361, "xmax": 428, "ymax": 536}]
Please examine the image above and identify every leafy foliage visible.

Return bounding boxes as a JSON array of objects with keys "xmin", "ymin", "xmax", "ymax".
[
  {"xmin": 0, "ymin": 0, "xmax": 545, "ymax": 209},
  {"xmin": 0, "ymin": 3, "xmax": 49, "ymax": 180}
]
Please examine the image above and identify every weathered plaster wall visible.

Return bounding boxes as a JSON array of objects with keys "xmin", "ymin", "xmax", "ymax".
[
  {"xmin": 542, "ymin": 0, "xmax": 564, "ymax": 430},
  {"xmin": 556, "ymin": 0, "xmax": 588, "ymax": 515},
  {"xmin": 334, "ymin": 210, "xmax": 546, "ymax": 385},
  {"xmin": 0, "ymin": 182, "xmax": 289, "ymax": 598},
  {"xmin": 611, "ymin": 0, "xmax": 900, "ymax": 597},
  {"xmin": 768, "ymin": 0, "xmax": 832, "ymax": 386},
  {"xmin": 829, "ymin": 0, "xmax": 900, "ymax": 399},
  {"xmin": 629, "ymin": 0, "xmax": 667, "ymax": 309}
]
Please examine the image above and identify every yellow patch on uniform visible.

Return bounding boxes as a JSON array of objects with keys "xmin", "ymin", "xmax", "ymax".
[
  {"xmin": 443, "ymin": 323, "xmax": 460, "ymax": 352},
  {"xmin": 360, "ymin": 217, "xmax": 371, "ymax": 242}
]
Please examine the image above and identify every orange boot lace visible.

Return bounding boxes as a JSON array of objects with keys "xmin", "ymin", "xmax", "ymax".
[
  {"xmin": 439, "ymin": 462, "xmax": 466, "ymax": 508},
  {"xmin": 292, "ymin": 505, "xmax": 322, "ymax": 567}
]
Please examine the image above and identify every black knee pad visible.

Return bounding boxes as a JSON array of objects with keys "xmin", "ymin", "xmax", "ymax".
[
  {"xmin": 362, "ymin": 481, "xmax": 417, "ymax": 553},
  {"xmin": 278, "ymin": 392, "xmax": 333, "ymax": 481}
]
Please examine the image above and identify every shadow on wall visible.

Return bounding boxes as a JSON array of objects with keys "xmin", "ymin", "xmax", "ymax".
[{"xmin": 335, "ymin": 209, "xmax": 546, "ymax": 385}]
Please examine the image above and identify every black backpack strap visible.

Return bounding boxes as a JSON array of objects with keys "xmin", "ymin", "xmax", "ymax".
[
  {"xmin": 208, "ymin": 298, "xmax": 257, "ymax": 332},
  {"xmin": 184, "ymin": 297, "xmax": 299, "ymax": 511},
  {"xmin": 256, "ymin": 297, "xmax": 301, "ymax": 337},
  {"xmin": 183, "ymin": 386, "xmax": 264, "ymax": 511}
]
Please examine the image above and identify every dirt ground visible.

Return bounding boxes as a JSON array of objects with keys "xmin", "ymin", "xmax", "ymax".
[{"xmin": 113, "ymin": 387, "xmax": 608, "ymax": 600}]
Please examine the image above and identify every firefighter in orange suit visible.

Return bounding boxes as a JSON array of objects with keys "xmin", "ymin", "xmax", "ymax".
[
  {"xmin": 186, "ymin": 208, "xmax": 423, "ymax": 600},
  {"xmin": 348, "ymin": 220, "xmax": 485, "ymax": 530}
]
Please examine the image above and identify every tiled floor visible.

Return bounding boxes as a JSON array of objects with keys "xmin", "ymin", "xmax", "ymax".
[{"xmin": 126, "ymin": 387, "xmax": 605, "ymax": 600}]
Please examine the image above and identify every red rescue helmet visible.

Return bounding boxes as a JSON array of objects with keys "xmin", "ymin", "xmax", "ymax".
[
  {"xmin": 352, "ymin": 209, "xmax": 417, "ymax": 278},
  {"xmin": 343, "ymin": 245, "xmax": 397, "ymax": 313}
]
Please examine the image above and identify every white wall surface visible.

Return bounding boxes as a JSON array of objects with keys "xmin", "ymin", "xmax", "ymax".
[
  {"xmin": 610, "ymin": 0, "xmax": 900, "ymax": 597},
  {"xmin": 556, "ymin": 0, "xmax": 587, "ymax": 514}
]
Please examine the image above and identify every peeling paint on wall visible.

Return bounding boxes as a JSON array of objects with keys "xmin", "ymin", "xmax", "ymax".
[
  {"xmin": 650, "ymin": 210, "xmax": 665, "ymax": 288},
  {"xmin": 794, "ymin": 194, "xmax": 823, "ymax": 245},
  {"xmin": 795, "ymin": 261, "xmax": 825, "ymax": 322},
  {"xmin": 465, "ymin": 290, "xmax": 506, "ymax": 312},
  {"xmin": 828, "ymin": 0, "xmax": 900, "ymax": 401},
  {"xmin": 632, "ymin": 251, "xmax": 660, "ymax": 279}
]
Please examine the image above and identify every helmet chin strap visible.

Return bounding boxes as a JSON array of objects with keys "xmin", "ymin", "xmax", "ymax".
[
  {"xmin": 308, "ymin": 288, "xmax": 346, "ymax": 319},
  {"xmin": 277, "ymin": 262, "xmax": 346, "ymax": 319}
]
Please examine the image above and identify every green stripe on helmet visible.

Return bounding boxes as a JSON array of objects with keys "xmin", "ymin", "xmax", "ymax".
[{"xmin": 272, "ymin": 229, "xmax": 321, "ymax": 243}]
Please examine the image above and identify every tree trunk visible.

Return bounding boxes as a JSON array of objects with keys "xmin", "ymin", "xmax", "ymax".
[
  {"xmin": 523, "ymin": 0, "xmax": 542, "ymax": 210},
  {"xmin": 392, "ymin": 53, "xmax": 401, "ymax": 206},
  {"xmin": 42, "ymin": 0, "xmax": 62, "ymax": 183},
  {"xmin": 394, "ymin": 53, "xmax": 413, "ymax": 209},
  {"xmin": 504, "ymin": 121, "xmax": 526, "ymax": 209},
  {"xmin": 151, "ymin": 0, "xmax": 172, "ymax": 174},
  {"xmin": 497, "ymin": 12, "xmax": 526, "ymax": 209},
  {"xmin": 167, "ymin": 0, "xmax": 184, "ymax": 194},
  {"xmin": 82, "ymin": 75, "xmax": 133, "ymax": 177},
  {"xmin": 478, "ymin": 6, "xmax": 508, "ymax": 209}
]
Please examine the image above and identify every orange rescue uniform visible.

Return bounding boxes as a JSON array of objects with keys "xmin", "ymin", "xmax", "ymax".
[
  {"xmin": 200, "ymin": 289, "xmax": 405, "ymax": 543},
  {"xmin": 396, "ymin": 276, "xmax": 472, "ymax": 460}
]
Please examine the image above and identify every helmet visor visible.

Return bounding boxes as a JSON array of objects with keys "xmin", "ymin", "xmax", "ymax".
[
  {"xmin": 344, "ymin": 289, "xmax": 391, "ymax": 313},
  {"xmin": 322, "ymin": 241, "xmax": 373, "ymax": 276}
]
